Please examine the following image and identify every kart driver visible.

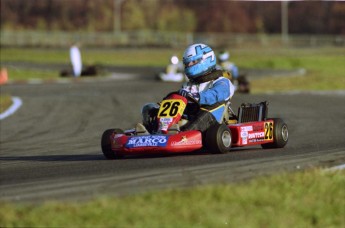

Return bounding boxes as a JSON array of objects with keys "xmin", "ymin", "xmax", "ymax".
[
  {"xmin": 217, "ymin": 50, "xmax": 239, "ymax": 80},
  {"xmin": 138, "ymin": 43, "xmax": 235, "ymax": 134},
  {"xmin": 217, "ymin": 50, "xmax": 250, "ymax": 94}
]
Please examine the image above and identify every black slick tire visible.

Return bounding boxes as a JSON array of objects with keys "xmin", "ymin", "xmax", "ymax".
[
  {"xmin": 204, "ymin": 124, "xmax": 232, "ymax": 154},
  {"xmin": 261, "ymin": 118, "xmax": 288, "ymax": 149}
]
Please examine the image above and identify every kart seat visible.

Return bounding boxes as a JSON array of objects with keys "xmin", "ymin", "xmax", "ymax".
[
  {"xmin": 178, "ymin": 119, "xmax": 188, "ymax": 128},
  {"xmin": 135, "ymin": 123, "xmax": 150, "ymax": 135},
  {"xmin": 222, "ymin": 100, "xmax": 238, "ymax": 124}
]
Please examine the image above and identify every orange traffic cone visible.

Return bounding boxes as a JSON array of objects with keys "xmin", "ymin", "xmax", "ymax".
[{"xmin": 0, "ymin": 68, "xmax": 9, "ymax": 85}]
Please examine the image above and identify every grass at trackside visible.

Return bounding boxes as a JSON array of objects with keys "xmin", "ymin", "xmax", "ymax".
[
  {"xmin": 2, "ymin": 68, "xmax": 59, "ymax": 81},
  {"xmin": 235, "ymin": 47, "xmax": 345, "ymax": 92},
  {"xmin": 1, "ymin": 48, "xmax": 178, "ymax": 80},
  {"xmin": 1, "ymin": 169, "xmax": 344, "ymax": 227},
  {"xmin": 0, "ymin": 47, "xmax": 178, "ymax": 66},
  {"xmin": 1, "ymin": 47, "xmax": 345, "ymax": 92},
  {"xmin": 0, "ymin": 94, "xmax": 12, "ymax": 113}
]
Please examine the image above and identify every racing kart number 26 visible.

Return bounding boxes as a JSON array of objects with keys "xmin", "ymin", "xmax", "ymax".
[{"xmin": 158, "ymin": 99, "xmax": 186, "ymax": 118}]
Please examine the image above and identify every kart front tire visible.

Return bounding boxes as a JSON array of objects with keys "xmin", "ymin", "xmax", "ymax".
[
  {"xmin": 204, "ymin": 124, "xmax": 232, "ymax": 154},
  {"xmin": 101, "ymin": 128, "xmax": 124, "ymax": 159},
  {"xmin": 261, "ymin": 118, "xmax": 288, "ymax": 149}
]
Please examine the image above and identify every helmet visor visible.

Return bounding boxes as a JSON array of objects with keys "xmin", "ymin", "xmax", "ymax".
[{"xmin": 185, "ymin": 58, "xmax": 202, "ymax": 68}]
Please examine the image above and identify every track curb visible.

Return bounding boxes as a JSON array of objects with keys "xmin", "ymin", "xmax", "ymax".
[{"xmin": 0, "ymin": 96, "xmax": 22, "ymax": 120}]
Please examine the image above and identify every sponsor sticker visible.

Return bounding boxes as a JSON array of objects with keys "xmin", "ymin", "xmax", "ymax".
[
  {"xmin": 241, "ymin": 126, "xmax": 253, "ymax": 132},
  {"xmin": 248, "ymin": 132, "xmax": 265, "ymax": 139},
  {"xmin": 240, "ymin": 126, "xmax": 251, "ymax": 145},
  {"xmin": 241, "ymin": 131, "xmax": 248, "ymax": 138},
  {"xmin": 159, "ymin": 122, "xmax": 169, "ymax": 131},
  {"xmin": 160, "ymin": 118, "xmax": 173, "ymax": 123},
  {"xmin": 249, "ymin": 138, "xmax": 264, "ymax": 143},
  {"xmin": 171, "ymin": 135, "xmax": 201, "ymax": 146},
  {"xmin": 125, "ymin": 135, "xmax": 168, "ymax": 148}
]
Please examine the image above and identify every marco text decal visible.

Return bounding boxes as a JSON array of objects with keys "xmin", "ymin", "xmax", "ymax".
[{"xmin": 125, "ymin": 135, "xmax": 168, "ymax": 148}]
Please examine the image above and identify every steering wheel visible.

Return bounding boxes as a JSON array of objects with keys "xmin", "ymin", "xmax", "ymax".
[{"xmin": 164, "ymin": 91, "xmax": 200, "ymax": 107}]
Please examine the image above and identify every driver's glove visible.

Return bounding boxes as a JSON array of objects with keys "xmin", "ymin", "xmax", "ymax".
[
  {"xmin": 178, "ymin": 89, "xmax": 189, "ymax": 97},
  {"xmin": 178, "ymin": 89, "xmax": 200, "ymax": 102}
]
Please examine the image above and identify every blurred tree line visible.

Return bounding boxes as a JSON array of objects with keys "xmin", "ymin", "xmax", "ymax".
[{"xmin": 1, "ymin": 0, "xmax": 344, "ymax": 34}]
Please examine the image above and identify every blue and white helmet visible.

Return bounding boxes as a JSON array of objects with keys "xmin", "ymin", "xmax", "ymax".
[
  {"xmin": 218, "ymin": 51, "xmax": 230, "ymax": 62},
  {"xmin": 183, "ymin": 43, "xmax": 216, "ymax": 79}
]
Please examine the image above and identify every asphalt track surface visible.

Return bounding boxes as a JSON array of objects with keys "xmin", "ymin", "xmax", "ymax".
[{"xmin": 1, "ymin": 76, "xmax": 345, "ymax": 203}]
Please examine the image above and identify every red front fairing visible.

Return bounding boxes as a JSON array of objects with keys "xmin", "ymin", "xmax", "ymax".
[
  {"xmin": 229, "ymin": 120, "xmax": 274, "ymax": 147},
  {"xmin": 110, "ymin": 130, "xmax": 202, "ymax": 155},
  {"xmin": 157, "ymin": 94, "xmax": 187, "ymax": 134}
]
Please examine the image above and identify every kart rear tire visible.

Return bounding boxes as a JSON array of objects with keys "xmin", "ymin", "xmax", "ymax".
[
  {"xmin": 261, "ymin": 118, "xmax": 288, "ymax": 149},
  {"xmin": 204, "ymin": 124, "xmax": 232, "ymax": 154},
  {"xmin": 101, "ymin": 128, "xmax": 124, "ymax": 159}
]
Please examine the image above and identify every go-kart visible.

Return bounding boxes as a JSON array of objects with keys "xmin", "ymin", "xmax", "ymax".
[
  {"xmin": 156, "ymin": 64, "xmax": 188, "ymax": 82},
  {"xmin": 156, "ymin": 59, "xmax": 188, "ymax": 82},
  {"xmin": 101, "ymin": 92, "xmax": 288, "ymax": 159},
  {"xmin": 156, "ymin": 71, "xmax": 187, "ymax": 82},
  {"xmin": 234, "ymin": 74, "xmax": 250, "ymax": 94}
]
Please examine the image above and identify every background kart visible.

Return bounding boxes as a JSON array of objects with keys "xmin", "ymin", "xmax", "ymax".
[
  {"xmin": 101, "ymin": 94, "xmax": 288, "ymax": 159},
  {"xmin": 156, "ymin": 60, "xmax": 187, "ymax": 82}
]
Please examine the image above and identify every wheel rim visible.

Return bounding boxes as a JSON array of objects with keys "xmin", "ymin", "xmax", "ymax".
[
  {"xmin": 222, "ymin": 131, "xmax": 231, "ymax": 147},
  {"xmin": 281, "ymin": 125, "xmax": 289, "ymax": 141}
]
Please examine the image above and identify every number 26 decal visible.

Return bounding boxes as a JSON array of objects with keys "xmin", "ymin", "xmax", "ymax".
[
  {"xmin": 264, "ymin": 122, "xmax": 273, "ymax": 140},
  {"xmin": 158, "ymin": 100, "xmax": 185, "ymax": 118}
]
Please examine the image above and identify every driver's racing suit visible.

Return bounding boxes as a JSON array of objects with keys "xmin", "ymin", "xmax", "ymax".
[
  {"xmin": 182, "ymin": 70, "xmax": 235, "ymax": 108},
  {"xmin": 179, "ymin": 69, "xmax": 235, "ymax": 132}
]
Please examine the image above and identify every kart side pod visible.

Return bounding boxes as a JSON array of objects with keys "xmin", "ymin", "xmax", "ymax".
[{"xmin": 228, "ymin": 102, "xmax": 288, "ymax": 148}]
